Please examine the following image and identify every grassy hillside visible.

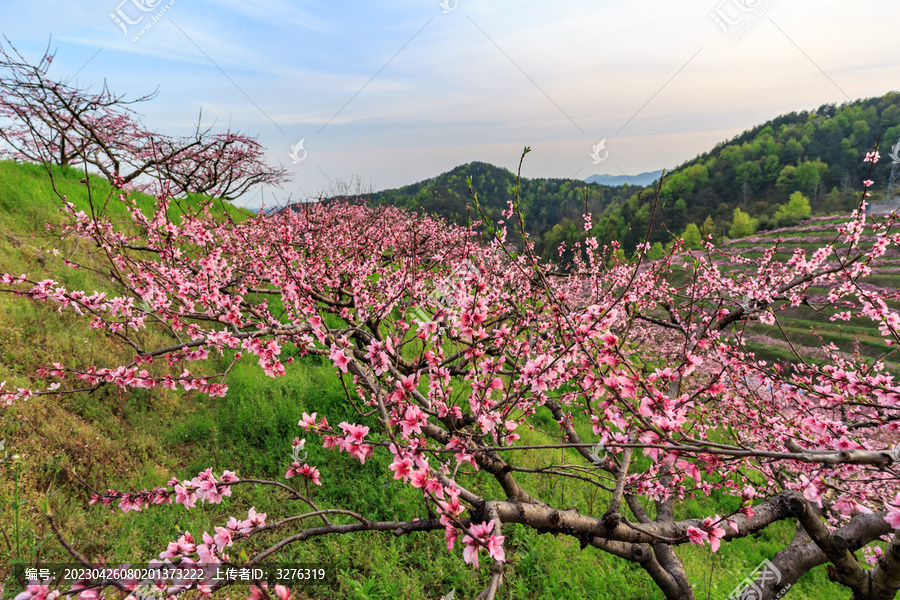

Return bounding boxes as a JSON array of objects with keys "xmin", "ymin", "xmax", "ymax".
[{"xmin": 0, "ymin": 160, "xmax": 861, "ymax": 599}]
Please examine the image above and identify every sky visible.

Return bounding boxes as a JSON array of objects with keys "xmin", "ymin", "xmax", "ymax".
[{"xmin": 1, "ymin": 0, "xmax": 898, "ymax": 210}]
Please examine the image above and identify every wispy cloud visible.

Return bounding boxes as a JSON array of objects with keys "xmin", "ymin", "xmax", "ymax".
[{"xmin": 1, "ymin": 0, "xmax": 898, "ymax": 206}]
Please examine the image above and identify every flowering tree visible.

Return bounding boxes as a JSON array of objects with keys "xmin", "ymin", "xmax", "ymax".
[
  {"xmin": 0, "ymin": 40, "xmax": 289, "ymax": 200},
  {"xmin": 3, "ymin": 148, "xmax": 900, "ymax": 600}
]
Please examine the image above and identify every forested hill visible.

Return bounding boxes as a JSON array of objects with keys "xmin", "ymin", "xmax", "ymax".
[
  {"xmin": 363, "ymin": 161, "xmax": 643, "ymax": 256},
  {"xmin": 342, "ymin": 92, "xmax": 900, "ymax": 260},
  {"xmin": 592, "ymin": 92, "xmax": 900, "ymax": 253}
]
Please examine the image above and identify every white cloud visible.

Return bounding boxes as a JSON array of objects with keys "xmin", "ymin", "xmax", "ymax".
[{"xmin": 2, "ymin": 0, "xmax": 899, "ymax": 208}]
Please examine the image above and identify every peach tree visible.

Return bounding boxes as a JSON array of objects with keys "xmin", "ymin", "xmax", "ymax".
[{"xmin": 3, "ymin": 149, "xmax": 900, "ymax": 600}]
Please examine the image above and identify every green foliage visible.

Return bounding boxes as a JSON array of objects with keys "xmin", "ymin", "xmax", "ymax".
[
  {"xmin": 785, "ymin": 191, "xmax": 812, "ymax": 218},
  {"xmin": 728, "ymin": 208, "xmax": 758, "ymax": 238},
  {"xmin": 794, "ymin": 159, "xmax": 828, "ymax": 198},
  {"xmin": 700, "ymin": 215, "xmax": 718, "ymax": 241},
  {"xmin": 775, "ymin": 164, "xmax": 797, "ymax": 196},
  {"xmin": 681, "ymin": 222, "xmax": 703, "ymax": 249},
  {"xmin": 773, "ymin": 192, "xmax": 812, "ymax": 227}
]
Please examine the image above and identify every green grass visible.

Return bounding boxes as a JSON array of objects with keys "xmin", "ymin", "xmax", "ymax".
[
  {"xmin": 0, "ymin": 160, "xmax": 256, "ymax": 576},
  {"xmin": 749, "ymin": 312, "xmax": 899, "ymax": 364}
]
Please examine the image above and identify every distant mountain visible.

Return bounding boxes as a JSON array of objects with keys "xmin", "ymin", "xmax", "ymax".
[
  {"xmin": 354, "ymin": 161, "xmax": 643, "ymax": 260},
  {"xmin": 320, "ymin": 92, "xmax": 900, "ymax": 263},
  {"xmin": 585, "ymin": 170, "xmax": 664, "ymax": 187}
]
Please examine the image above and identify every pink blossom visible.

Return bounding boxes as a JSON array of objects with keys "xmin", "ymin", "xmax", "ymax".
[
  {"xmin": 14, "ymin": 583, "xmax": 60, "ymax": 600},
  {"xmin": 686, "ymin": 526, "xmax": 708, "ymax": 546},
  {"xmin": 864, "ymin": 150, "xmax": 880, "ymax": 163},
  {"xmin": 423, "ymin": 476, "xmax": 444, "ymax": 499},
  {"xmin": 340, "ymin": 421, "xmax": 369, "ymax": 444},
  {"xmin": 300, "ymin": 464, "xmax": 322, "ymax": 485},
  {"xmin": 445, "ymin": 525, "xmax": 458, "ymax": 551},
  {"xmin": 409, "ymin": 468, "xmax": 428, "ymax": 489},
  {"xmin": 400, "ymin": 404, "xmax": 427, "ymax": 436},
  {"xmin": 461, "ymin": 520, "xmax": 504, "ymax": 568},
  {"xmin": 887, "ymin": 496, "xmax": 900, "ymax": 529},
  {"xmin": 389, "ymin": 456, "xmax": 414, "ymax": 481},
  {"xmin": 299, "ymin": 412, "xmax": 318, "ymax": 430},
  {"xmin": 247, "ymin": 583, "xmax": 291, "ymax": 600},
  {"xmin": 329, "ymin": 344, "xmax": 350, "ymax": 373},
  {"xmin": 702, "ymin": 516, "xmax": 727, "ymax": 552},
  {"xmin": 462, "ymin": 535, "xmax": 482, "ymax": 568},
  {"xmin": 196, "ymin": 540, "xmax": 219, "ymax": 564},
  {"xmin": 486, "ymin": 533, "xmax": 506, "ymax": 562},
  {"xmin": 213, "ymin": 526, "xmax": 233, "ymax": 551},
  {"xmin": 273, "ymin": 585, "xmax": 292, "ymax": 600},
  {"xmin": 248, "ymin": 506, "xmax": 267, "ymax": 527},
  {"xmin": 800, "ymin": 475, "xmax": 824, "ymax": 507}
]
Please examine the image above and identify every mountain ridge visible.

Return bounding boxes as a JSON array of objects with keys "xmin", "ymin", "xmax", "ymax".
[
  {"xmin": 585, "ymin": 170, "xmax": 665, "ymax": 187},
  {"xmin": 312, "ymin": 91, "xmax": 900, "ymax": 261}
]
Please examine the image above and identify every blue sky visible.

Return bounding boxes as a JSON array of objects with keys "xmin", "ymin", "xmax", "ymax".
[{"xmin": 2, "ymin": 0, "xmax": 898, "ymax": 209}]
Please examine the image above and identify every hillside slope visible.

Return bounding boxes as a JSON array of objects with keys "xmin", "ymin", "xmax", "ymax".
[{"xmin": 718, "ymin": 213, "xmax": 900, "ymax": 368}]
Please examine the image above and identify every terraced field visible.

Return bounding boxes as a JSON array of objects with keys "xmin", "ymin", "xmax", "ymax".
[{"xmin": 720, "ymin": 211, "xmax": 900, "ymax": 368}]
